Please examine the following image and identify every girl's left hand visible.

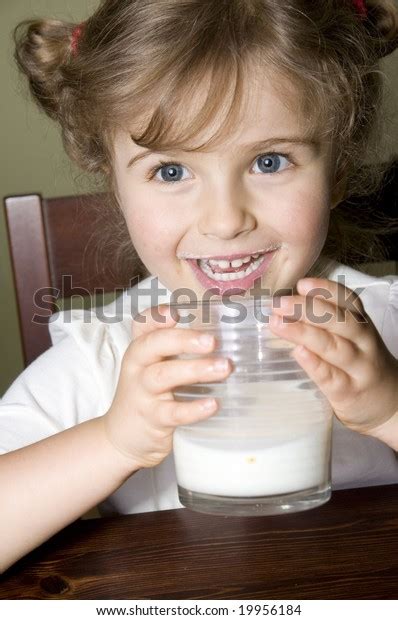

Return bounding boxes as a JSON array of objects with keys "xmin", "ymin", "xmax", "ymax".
[{"xmin": 269, "ymin": 277, "xmax": 398, "ymax": 441}]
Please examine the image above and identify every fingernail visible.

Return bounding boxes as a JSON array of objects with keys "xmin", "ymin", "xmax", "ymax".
[
  {"xmin": 297, "ymin": 279, "xmax": 312, "ymax": 292},
  {"xmin": 197, "ymin": 334, "xmax": 215, "ymax": 348},
  {"xmin": 200, "ymin": 398, "xmax": 217, "ymax": 412},
  {"xmin": 210, "ymin": 358, "xmax": 229, "ymax": 372}
]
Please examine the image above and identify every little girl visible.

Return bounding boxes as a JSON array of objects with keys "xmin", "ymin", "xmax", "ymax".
[{"xmin": 1, "ymin": 0, "xmax": 398, "ymax": 573}]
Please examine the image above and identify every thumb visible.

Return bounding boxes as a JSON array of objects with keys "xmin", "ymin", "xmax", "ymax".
[{"xmin": 132, "ymin": 304, "xmax": 177, "ymax": 340}]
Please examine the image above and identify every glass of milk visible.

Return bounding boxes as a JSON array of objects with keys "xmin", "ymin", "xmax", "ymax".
[{"xmin": 169, "ymin": 296, "xmax": 333, "ymax": 516}]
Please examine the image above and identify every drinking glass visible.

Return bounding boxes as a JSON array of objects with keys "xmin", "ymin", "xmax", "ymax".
[{"xmin": 169, "ymin": 296, "xmax": 333, "ymax": 516}]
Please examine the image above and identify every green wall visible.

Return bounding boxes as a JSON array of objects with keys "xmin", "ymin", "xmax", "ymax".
[
  {"xmin": 0, "ymin": 1, "xmax": 99, "ymax": 396},
  {"xmin": 1, "ymin": 0, "xmax": 398, "ymax": 396}
]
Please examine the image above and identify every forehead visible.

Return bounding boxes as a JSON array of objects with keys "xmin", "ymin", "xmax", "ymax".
[
  {"xmin": 113, "ymin": 64, "xmax": 312, "ymax": 155},
  {"xmin": 222, "ymin": 70, "xmax": 308, "ymax": 148}
]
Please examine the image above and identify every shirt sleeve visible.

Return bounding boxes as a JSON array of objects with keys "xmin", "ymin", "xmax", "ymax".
[
  {"xmin": 381, "ymin": 275, "xmax": 398, "ymax": 359},
  {"xmin": 0, "ymin": 310, "xmax": 114, "ymax": 456},
  {"xmin": 332, "ymin": 273, "xmax": 398, "ymax": 488}
]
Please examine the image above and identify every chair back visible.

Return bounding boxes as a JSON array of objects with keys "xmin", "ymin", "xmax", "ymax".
[{"xmin": 4, "ymin": 193, "xmax": 145, "ymax": 366}]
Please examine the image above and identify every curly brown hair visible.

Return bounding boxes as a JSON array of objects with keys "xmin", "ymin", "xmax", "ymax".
[{"xmin": 12, "ymin": 0, "xmax": 398, "ymax": 282}]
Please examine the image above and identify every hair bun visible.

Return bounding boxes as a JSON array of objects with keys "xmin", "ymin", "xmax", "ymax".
[
  {"xmin": 366, "ymin": 0, "xmax": 398, "ymax": 57},
  {"xmin": 13, "ymin": 19, "xmax": 73, "ymax": 120}
]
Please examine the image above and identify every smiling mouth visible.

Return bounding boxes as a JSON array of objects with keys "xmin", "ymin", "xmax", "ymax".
[
  {"xmin": 183, "ymin": 247, "xmax": 279, "ymax": 293},
  {"xmin": 197, "ymin": 253, "xmax": 266, "ymax": 281},
  {"xmin": 184, "ymin": 246, "xmax": 278, "ymax": 281}
]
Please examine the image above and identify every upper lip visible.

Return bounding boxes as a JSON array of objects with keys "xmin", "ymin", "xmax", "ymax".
[{"xmin": 180, "ymin": 247, "xmax": 278, "ymax": 261}]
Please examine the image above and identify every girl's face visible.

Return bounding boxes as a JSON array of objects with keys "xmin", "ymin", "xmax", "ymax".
[{"xmin": 112, "ymin": 72, "xmax": 339, "ymax": 298}]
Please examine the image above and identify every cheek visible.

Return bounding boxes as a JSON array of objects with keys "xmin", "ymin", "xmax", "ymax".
[
  {"xmin": 123, "ymin": 201, "xmax": 184, "ymax": 260},
  {"xmin": 274, "ymin": 186, "xmax": 330, "ymax": 246},
  {"xmin": 112, "ymin": 166, "xmax": 181, "ymax": 260}
]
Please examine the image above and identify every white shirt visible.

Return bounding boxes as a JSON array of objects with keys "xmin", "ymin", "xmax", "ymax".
[{"xmin": 1, "ymin": 261, "xmax": 398, "ymax": 517}]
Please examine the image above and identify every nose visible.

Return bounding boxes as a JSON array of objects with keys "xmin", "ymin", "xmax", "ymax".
[{"xmin": 197, "ymin": 187, "xmax": 256, "ymax": 240}]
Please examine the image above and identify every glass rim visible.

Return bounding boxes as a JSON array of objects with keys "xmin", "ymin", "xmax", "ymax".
[{"xmin": 167, "ymin": 296, "xmax": 274, "ymax": 309}]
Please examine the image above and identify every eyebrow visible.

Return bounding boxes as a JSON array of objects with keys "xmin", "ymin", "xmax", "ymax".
[{"xmin": 126, "ymin": 136, "xmax": 319, "ymax": 168}]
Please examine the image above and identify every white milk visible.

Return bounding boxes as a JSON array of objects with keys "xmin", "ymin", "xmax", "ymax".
[{"xmin": 173, "ymin": 380, "xmax": 332, "ymax": 497}]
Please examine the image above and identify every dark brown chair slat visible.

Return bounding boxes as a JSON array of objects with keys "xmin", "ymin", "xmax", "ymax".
[{"xmin": 4, "ymin": 193, "xmax": 145, "ymax": 367}]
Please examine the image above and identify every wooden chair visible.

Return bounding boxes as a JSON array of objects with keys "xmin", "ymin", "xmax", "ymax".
[{"xmin": 3, "ymin": 193, "xmax": 146, "ymax": 368}]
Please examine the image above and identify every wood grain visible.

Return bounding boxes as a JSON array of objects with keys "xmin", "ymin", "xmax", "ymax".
[
  {"xmin": 4, "ymin": 195, "xmax": 53, "ymax": 366},
  {"xmin": 3, "ymin": 192, "xmax": 147, "ymax": 367},
  {"xmin": 1, "ymin": 484, "xmax": 397, "ymax": 600}
]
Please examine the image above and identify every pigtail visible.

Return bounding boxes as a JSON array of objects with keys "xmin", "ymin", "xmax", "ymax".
[
  {"xmin": 364, "ymin": 0, "xmax": 398, "ymax": 57},
  {"xmin": 13, "ymin": 18, "xmax": 106, "ymax": 176},
  {"xmin": 13, "ymin": 19, "xmax": 76, "ymax": 121}
]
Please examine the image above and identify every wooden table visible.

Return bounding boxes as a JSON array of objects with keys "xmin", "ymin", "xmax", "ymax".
[{"xmin": 1, "ymin": 484, "xmax": 398, "ymax": 600}]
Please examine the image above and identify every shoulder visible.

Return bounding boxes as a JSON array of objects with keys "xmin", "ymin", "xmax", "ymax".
[
  {"xmin": 48, "ymin": 273, "xmax": 171, "ymax": 392},
  {"xmin": 326, "ymin": 260, "xmax": 398, "ymax": 357},
  {"xmin": 49, "ymin": 273, "xmax": 161, "ymax": 344},
  {"xmin": 326, "ymin": 259, "xmax": 397, "ymax": 286}
]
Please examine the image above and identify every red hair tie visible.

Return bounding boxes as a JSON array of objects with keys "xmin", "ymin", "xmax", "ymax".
[
  {"xmin": 352, "ymin": 0, "xmax": 367, "ymax": 17},
  {"xmin": 71, "ymin": 23, "xmax": 85, "ymax": 56}
]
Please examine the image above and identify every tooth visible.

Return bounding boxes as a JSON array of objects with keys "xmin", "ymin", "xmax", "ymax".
[
  {"xmin": 206, "ymin": 255, "xmax": 259, "ymax": 269},
  {"xmin": 231, "ymin": 258, "xmax": 244, "ymax": 268},
  {"xmin": 198, "ymin": 254, "xmax": 267, "ymax": 281}
]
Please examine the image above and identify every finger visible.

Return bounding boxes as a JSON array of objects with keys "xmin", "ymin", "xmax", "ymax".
[
  {"xmin": 272, "ymin": 294, "xmax": 373, "ymax": 351},
  {"xmin": 290, "ymin": 345, "xmax": 355, "ymax": 404},
  {"xmin": 269, "ymin": 313, "xmax": 361, "ymax": 369},
  {"xmin": 156, "ymin": 397, "xmax": 220, "ymax": 429},
  {"xmin": 132, "ymin": 304, "xmax": 177, "ymax": 340},
  {"xmin": 296, "ymin": 277, "xmax": 368, "ymax": 318},
  {"xmin": 142, "ymin": 357, "xmax": 231, "ymax": 395},
  {"xmin": 130, "ymin": 325, "xmax": 217, "ymax": 368}
]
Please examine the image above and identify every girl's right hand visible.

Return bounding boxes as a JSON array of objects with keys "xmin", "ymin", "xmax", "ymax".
[{"xmin": 102, "ymin": 304, "xmax": 232, "ymax": 469}]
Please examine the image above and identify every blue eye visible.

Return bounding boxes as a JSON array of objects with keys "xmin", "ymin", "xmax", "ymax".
[
  {"xmin": 147, "ymin": 152, "xmax": 293, "ymax": 184},
  {"xmin": 253, "ymin": 153, "xmax": 291, "ymax": 174},
  {"xmin": 150, "ymin": 161, "xmax": 188, "ymax": 183}
]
